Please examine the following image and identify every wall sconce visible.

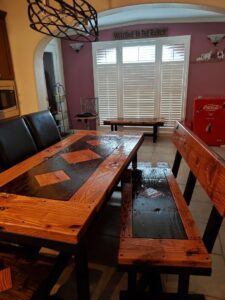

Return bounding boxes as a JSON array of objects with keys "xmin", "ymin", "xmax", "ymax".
[
  {"xmin": 70, "ymin": 42, "xmax": 84, "ymax": 53},
  {"xmin": 208, "ymin": 34, "xmax": 225, "ymax": 46}
]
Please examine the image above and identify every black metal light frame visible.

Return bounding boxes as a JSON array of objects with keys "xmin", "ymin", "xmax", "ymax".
[{"xmin": 27, "ymin": 0, "xmax": 98, "ymax": 42}]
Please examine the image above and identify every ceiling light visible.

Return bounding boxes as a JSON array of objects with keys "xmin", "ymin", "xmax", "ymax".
[{"xmin": 27, "ymin": 0, "xmax": 98, "ymax": 42}]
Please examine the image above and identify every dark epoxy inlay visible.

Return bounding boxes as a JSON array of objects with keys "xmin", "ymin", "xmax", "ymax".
[
  {"xmin": 132, "ymin": 165, "xmax": 187, "ymax": 240},
  {"xmin": 0, "ymin": 135, "xmax": 124, "ymax": 201}
]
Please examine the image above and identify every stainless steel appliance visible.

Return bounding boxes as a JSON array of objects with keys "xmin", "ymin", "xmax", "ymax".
[{"xmin": 0, "ymin": 80, "xmax": 20, "ymax": 120}]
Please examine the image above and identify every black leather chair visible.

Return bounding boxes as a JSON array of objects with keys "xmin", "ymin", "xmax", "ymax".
[
  {"xmin": 0, "ymin": 117, "xmax": 38, "ymax": 170},
  {"xmin": 23, "ymin": 110, "xmax": 61, "ymax": 151}
]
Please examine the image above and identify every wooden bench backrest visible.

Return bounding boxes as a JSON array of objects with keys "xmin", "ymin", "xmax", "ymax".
[{"xmin": 172, "ymin": 121, "xmax": 225, "ymax": 217}]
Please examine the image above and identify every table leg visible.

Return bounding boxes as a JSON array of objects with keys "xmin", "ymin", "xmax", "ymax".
[
  {"xmin": 31, "ymin": 252, "xmax": 71, "ymax": 299},
  {"xmin": 111, "ymin": 124, "xmax": 114, "ymax": 131},
  {"xmin": 75, "ymin": 239, "xmax": 90, "ymax": 300},
  {"xmin": 153, "ymin": 125, "xmax": 158, "ymax": 143},
  {"xmin": 115, "ymin": 124, "xmax": 118, "ymax": 131}
]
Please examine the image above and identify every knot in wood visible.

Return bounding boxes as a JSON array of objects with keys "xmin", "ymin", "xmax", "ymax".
[
  {"xmin": 186, "ymin": 248, "xmax": 200, "ymax": 256},
  {"xmin": 0, "ymin": 206, "xmax": 8, "ymax": 211}
]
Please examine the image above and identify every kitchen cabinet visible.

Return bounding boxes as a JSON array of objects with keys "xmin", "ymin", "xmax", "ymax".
[{"xmin": 0, "ymin": 11, "xmax": 14, "ymax": 80}]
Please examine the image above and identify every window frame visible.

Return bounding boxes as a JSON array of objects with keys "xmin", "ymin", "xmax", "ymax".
[{"xmin": 92, "ymin": 35, "xmax": 191, "ymax": 128}]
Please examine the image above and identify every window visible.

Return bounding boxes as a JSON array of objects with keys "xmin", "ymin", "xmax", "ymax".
[
  {"xmin": 94, "ymin": 47, "xmax": 118, "ymax": 121},
  {"xmin": 96, "ymin": 48, "xmax": 117, "ymax": 64},
  {"xmin": 160, "ymin": 43, "xmax": 187, "ymax": 126},
  {"xmin": 92, "ymin": 36, "xmax": 190, "ymax": 127},
  {"xmin": 122, "ymin": 45, "xmax": 155, "ymax": 63},
  {"xmin": 122, "ymin": 45, "xmax": 156, "ymax": 119}
]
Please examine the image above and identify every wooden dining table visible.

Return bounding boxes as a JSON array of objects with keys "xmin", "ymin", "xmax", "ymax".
[{"xmin": 0, "ymin": 130, "xmax": 144, "ymax": 300}]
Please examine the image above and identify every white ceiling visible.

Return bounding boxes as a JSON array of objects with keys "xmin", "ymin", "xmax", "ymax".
[{"xmin": 98, "ymin": 4, "xmax": 225, "ymax": 29}]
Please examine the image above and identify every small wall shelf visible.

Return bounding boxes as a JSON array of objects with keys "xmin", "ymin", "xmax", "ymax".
[{"xmin": 191, "ymin": 59, "xmax": 225, "ymax": 64}]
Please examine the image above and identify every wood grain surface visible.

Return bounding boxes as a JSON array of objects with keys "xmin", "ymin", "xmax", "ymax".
[
  {"xmin": 0, "ymin": 131, "xmax": 144, "ymax": 247},
  {"xmin": 0, "ymin": 267, "xmax": 12, "ymax": 293},
  {"xmin": 173, "ymin": 122, "xmax": 225, "ymax": 216}
]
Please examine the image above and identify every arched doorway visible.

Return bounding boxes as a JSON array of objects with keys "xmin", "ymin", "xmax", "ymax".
[{"xmin": 34, "ymin": 35, "xmax": 71, "ymax": 135}]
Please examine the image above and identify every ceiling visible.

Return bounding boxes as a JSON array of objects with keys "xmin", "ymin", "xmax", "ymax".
[{"xmin": 98, "ymin": 4, "xmax": 225, "ymax": 29}]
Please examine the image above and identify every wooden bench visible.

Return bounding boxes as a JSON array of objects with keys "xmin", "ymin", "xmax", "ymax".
[
  {"xmin": 103, "ymin": 118, "xmax": 164, "ymax": 143},
  {"xmin": 0, "ymin": 243, "xmax": 70, "ymax": 300},
  {"xmin": 118, "ymin": 121, "xmax": 225, "ymax": 299}
]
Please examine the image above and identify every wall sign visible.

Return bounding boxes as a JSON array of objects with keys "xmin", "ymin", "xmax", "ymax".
[{"xmin": 113, "ymin": 28, "xmax": 167, "ymax": 40}]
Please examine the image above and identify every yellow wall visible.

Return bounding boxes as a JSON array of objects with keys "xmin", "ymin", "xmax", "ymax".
[{"xmin": 0, "ymin": 0, "xmax": 225, "ymax": 114}]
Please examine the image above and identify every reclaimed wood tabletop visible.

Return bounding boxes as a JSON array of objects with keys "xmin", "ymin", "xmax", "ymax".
[{"xmin": 0, "ymin": 130, "xmax": 144, "ymax": 249}]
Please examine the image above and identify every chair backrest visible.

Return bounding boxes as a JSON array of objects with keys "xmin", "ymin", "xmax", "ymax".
[
  {"xmin": 80, "ymin": 97, "xmax": 98, "ymax": 115},
  {"xmin": 0, "ymin": 117, "xmax": 38, "ymax": 170},
  {"xmin": 23, "ymin": 110, "xmax": 61, "ymax": 151}
]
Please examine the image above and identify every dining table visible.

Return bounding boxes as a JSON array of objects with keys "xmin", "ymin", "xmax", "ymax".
[{"xmin": 0, "ymin": 129, "xmax": 144, "ymax": 300}]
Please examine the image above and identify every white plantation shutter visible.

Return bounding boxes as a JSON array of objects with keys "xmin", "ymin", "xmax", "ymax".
[
  {"xmin": 160, "ymin": 44, "xmax": 187, "ymax": 127},
  {"xmin": 92, "ymin": 36, "xmax": 190, "ymax": 127},
  {"xmin": 93, "ymin": 48, "xmax": 118, "ymax": 124},
  {"xmin": 122, "ymin": 45, "xmax": 156, "ymax": 118},
  {"xmin": 96, "ymin": 48, "xmax": 117, "ymax": 64},
  {"xmin": 122, "ymin": 63, "xmax": 156, "ymax": 118}
]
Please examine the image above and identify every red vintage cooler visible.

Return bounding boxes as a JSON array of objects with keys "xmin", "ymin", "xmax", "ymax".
[{"xmin": 192, "ymin": 97, "xmax": 225, "ymax": 146}]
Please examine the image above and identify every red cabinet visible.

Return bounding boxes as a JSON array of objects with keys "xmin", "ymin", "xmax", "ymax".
[{"xmin": 192, "ymin": 97, "xmax": 225, "ymax": 146}]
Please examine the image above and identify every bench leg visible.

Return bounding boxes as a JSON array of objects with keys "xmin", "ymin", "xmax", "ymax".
[
  {"xmin": 136, "ymin": 271, "xmax": 163, "ymax": 296},
  {"xmin": 148, "ymin": 272, "xmax": 163, "ymax": 298},
  {"xmin": 183, "ymin": 170, "xmax": 197, "ymax": 205},
  {"xmin": 203, "ymin": 206, "xmax": 223, "ymax": 253},
  {"xmin": 128, "ymin": 271, "xmax": 137, "ymax": 294},
  {"xmin": 126, "ymin": 271, "xmax": 163, "ymax": 299},
  {"xmin": 153, "ymin": 125, "xmax": 158, "ymax": 143},
  {"xmin": 132, "ymin": 153, "xmax": 137, "ymax": 169},
  {"xmin": 172, "ymin": 151, "xmax": 182, "ymax": 178},
  {"xmin": 111, "ymin": 124, "xmax": 114, "ymax": 131},
  {"xmin": 115, "ymin": 124, "xmax": 118, "ymax": 131},
  {"xmin": 178, "ymin": 273, "xmax": 190, "ymax": 300}
]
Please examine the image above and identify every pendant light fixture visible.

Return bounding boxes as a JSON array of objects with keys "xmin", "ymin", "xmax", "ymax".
[{"xmin": 27, "ymin": 0, "xmax": 98, "ymax": 42}]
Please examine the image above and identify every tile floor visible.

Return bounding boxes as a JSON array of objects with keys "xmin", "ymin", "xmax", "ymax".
[{"xmin": 53, "ymin": 134, "xmax": 225, "ymax": 300}]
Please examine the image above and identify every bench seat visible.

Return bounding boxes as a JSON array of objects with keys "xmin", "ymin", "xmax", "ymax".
[
  {"xmin": 103, "ymin": 118, "xmax": 164, "ymax": 143},
  {"xmin": 118, "ymin": 121, "xmax": 225, "ymax": 299},
  {"xmin": 118, "ymin": 162, "xmax": 211, "ymax": 298}
]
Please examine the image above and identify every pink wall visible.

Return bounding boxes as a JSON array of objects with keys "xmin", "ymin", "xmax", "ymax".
[{"xmin": 61, "ymin": 22, "xmax": 225, "ymax": 128}]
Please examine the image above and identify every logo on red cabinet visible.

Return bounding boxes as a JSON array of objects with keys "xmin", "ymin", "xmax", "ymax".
[{"xmin": 203, "ymin": 104, "xmax": 222, "ymax": 112}]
